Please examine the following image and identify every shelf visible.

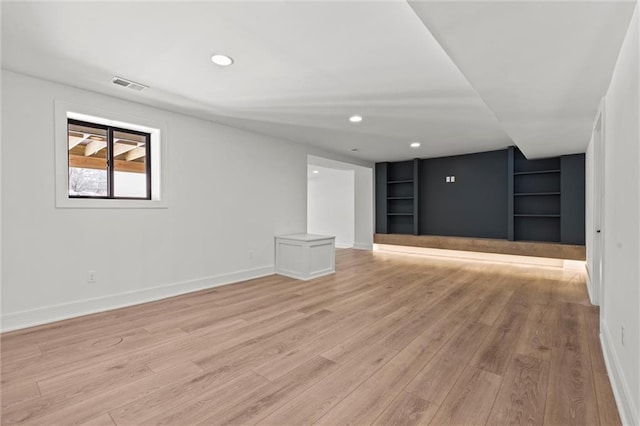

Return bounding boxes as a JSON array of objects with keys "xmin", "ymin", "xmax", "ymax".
[
  {"xmin": 514, "ymin": 214, "xmax": 560, "ymax": 218},
  {"xmin": 387, "ymin": 196, "xmax": 414, "ymax": 200},
  {"xmin": 514, "ymin": 192, "xmax": 561, "ymax": 196},
  {"xmin": 387, "ymin": 180, "xmax": 414, "ymax": 184},
  {"xmin": 387, "ymin": 213, "xmax": 414, "ymax": 216},
  {"xmin": 514, "ymin": 169, "xmax": 560, "ymax": 176}
]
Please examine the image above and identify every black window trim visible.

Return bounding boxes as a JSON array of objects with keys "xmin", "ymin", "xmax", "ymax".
[{"xmin": 68, "ymin": 118, "xmax": 152, "ymax": 200}]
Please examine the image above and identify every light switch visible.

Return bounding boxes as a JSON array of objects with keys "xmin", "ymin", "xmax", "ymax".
[
  {"xmin": 451, "ymin": 176, "xmax": 456, "ymax": 182},
  {"xmin": 445, "ymin": 176, "xmax": 451, "ymax": 182}
]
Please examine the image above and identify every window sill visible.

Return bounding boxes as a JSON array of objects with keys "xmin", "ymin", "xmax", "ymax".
[{"xmin": 56, "ymin": 198, "xmax": 168, "ymax": 209}]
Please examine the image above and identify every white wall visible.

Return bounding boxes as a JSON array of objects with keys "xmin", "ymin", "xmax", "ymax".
[
  {"xmin": 307, "ymin": 165, "xmax": 355, "ymax": 248},
  {"xmin": 0, "ymin": 70, "xmax": 372, "ymax": 331},
  {"xmin": 307, "ymin": 155, "xmax": 374, "ymax": 250},
  {"xmin": 595, "ymin": 4, "xmax": 640, "ymax": 424},
  {"xmin": 353, "ymin": 166, "xmax": 374, "ymax": 250},
  {"xmin": 585, "ymin": 133, "xmax": 594, "ymax": 300}
]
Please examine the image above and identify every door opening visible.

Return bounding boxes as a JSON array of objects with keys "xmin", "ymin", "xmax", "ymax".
[
  {"xmin": 593, "ymin": 113, "xmax": 605, "ymax": 309},
  {"xmin": 307, "ymin": 156, "xmax": 374, "ymax": 250}
]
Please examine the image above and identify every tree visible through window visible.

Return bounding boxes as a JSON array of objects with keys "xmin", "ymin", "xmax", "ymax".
[{"xmin": 67, "ymin": 119, "xmax": 151, "ymax": 199}]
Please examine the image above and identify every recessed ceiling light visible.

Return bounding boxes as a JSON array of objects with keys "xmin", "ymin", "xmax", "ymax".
[
  {"xmin": 350, "ymin": 148, "xmax": 359, "ymax": 152},
  {"xmin": 211, "ymin": 54, "xmax": 234, "ymax": 66},
  {"xmin": 313, "ymin": 170, "xmax": 319, "ymax": 174},
  {"xmin": 349, "ymin": 115, "xmax": 363, "ymax": 123},
  {"xmin": 410, "ymin": 142, "xmax": 421, "ymax": 148}
]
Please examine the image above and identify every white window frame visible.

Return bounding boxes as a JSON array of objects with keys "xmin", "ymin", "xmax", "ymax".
[{"xmin": 55, "ymin": 100, "xmax": 168, "ymax": 208}]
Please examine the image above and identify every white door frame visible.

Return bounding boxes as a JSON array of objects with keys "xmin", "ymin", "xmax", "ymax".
[{"xmin": 592, "ymin": 102, "xmax": 606, "ymax": 311}]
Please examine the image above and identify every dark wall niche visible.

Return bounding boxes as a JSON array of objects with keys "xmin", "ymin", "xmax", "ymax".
[
  {"xmin": 375, "ymin": 147, "xmax": 586, "ymax": 245},
  {"xmin": 420, "ymin": 150, "xmax": 508, "ymax": 239},
  {"xmin": 561, "ymin": 154, "xmax": 586, "ymax": 245}
]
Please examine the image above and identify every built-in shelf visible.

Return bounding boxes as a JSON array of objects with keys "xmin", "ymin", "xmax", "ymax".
[
  {"xmin": 387, "ymin": 180, "xmax": 414, "ymax": 184},
  {"xmin": 513, "ymin": 169, "xmax": 561, "ymax": 176},
  {"xmin": 377, "ymin": 148, "xmax": 583, "ymax": 245},
  {"xmin": 509, "ymin": 148, "xmax": 565, "ymax": 243},
  {"xmin": 380, "ymin": 159, "xmax": 421, "ymax": 235},
  {"xmin": 514, "ymin": 192, "xmax": 561, "ymax": 196}
]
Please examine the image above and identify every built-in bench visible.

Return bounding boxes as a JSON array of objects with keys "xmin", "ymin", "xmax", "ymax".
[{"xmin": 374, "ymin": 233, "xmax": 585, "ymax": 260}]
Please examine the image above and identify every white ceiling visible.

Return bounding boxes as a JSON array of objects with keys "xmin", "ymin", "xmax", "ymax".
[
  {"xmin": 409, "ymin": 0, "xmax": 636, "ymax": 158},
  {"xmin": 1, "ymin": 1, "xmax": 635, "ymax": 162}
]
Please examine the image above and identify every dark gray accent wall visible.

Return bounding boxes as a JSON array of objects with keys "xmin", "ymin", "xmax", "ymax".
[
  {"xmin": 507, "ymin": 147, "xmax": 514, "ymax": 241},
  {"xmin": 561, "ymin": 154, "xmax": 586, "ymax": 245},
  {"xmin": 413, "ymin": 159, "xmax": 420, "ymax": 235},
  {"xmin": 375, "ymin": 163, "xmax": 387, "ymax": 234},
  {"xmin": 419, "ymin": 150, "xmax": 508, "ymax": 239}
]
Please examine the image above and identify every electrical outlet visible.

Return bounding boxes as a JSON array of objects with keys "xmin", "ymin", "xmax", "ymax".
[
  {"xmin": 451, "ymin": 176, "xmax": 456, "ymax": 182},
  {"xmin": 621, "ymin": 325, "xmax": 625, "ymax": 345},
  {"xmin": 445, "ymin": 176, "xmax": 451, "ymax": 183},
  {"xmin": 87, "ymin": 270, "xmax": 97, "ymax": 283},
  {"xmin": 248, "ymin": 250, "xmax": 254, "ymax": 260}
]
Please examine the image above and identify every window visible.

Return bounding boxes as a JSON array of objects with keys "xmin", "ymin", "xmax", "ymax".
[
  {"xmin": 68, "ymin": 119, "xmax": 151, "ymax": 199},
  {"xmin": 55, "ymin": 100, "xmax": 167, "ymax": 208}
]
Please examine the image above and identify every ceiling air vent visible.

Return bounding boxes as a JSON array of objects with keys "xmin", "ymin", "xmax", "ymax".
[{"xmin": 111, "ymin": 76, "xmax": 148, "ymax": 91}]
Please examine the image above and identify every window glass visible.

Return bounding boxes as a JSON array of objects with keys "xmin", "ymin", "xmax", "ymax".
[
  {"xmin": 113, "ymin": 130, "xmax": 148, "ymax": 198},
  {"xmin": 67, "ymin": 119, "xmax": 150, "ymax": 199},
  {"xmin": 68, "ymin": 122, "xmax": 108, "ymax": 197}
]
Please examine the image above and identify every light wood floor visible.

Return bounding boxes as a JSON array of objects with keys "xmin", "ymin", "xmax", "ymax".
[{"xmin": 1, "ymin": 249, "xmax": 620, "ymax": 425}]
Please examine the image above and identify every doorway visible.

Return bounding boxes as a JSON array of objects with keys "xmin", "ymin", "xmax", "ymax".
[
  {"xmin": 307, "ymin": 155, "xmax": 374, "ymax": 250},
  {"xmin": 592, "ymin": 113, "xmax": 605, "ymax": 308},
  {"xmin": 307, "ymin": 165, "xmax": 355, "ymax": 247}
]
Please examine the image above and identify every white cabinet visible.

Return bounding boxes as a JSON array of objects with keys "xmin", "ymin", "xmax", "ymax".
[{"xmin": 275, "ymin": 234, "xmax": 335, "ymax": 280}]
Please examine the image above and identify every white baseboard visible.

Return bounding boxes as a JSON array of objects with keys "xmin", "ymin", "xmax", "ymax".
[
  {"xmin": 1, "ymin": 265, "xmax": 275, "ymax": 333},
  {"xmin": 600, "ymin": 320, "xmax": 639, "ymax": 426},
  {"xmin": 584, "ymin": 264, "xmax": 596, "ymax": 305},
  {"xmin": 335, "ymin": 241, "xmax": 354, "ymax": 249},
  {"xmin": 353, "ymin": 242, "xmax": 373, "ymax": 250}
]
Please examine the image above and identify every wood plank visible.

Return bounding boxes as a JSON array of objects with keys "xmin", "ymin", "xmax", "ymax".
[
  {"xmin": 315, "ymin": 312, "xmax": 485, "ymax": 425},
  {"xmin": 251, "ymin": 310, "xmax": 374, "ymax": 380},
  {"xmin": 2, "ymin": 328, "xmax": 187, "ymax": 388},
  {"xmin": 192, "ymin": 309, "xmax": 333, "ymax": 372},
  {"xmin": 257, "ymin": 342, "xmax": 399, "ymax": 425},
  {"xmin": 108, "ymin": 369, "xmax": 267, "ymax": 425},
  {"xmin": 404, "ymin": 321, "xmax": 490, "ymax": 405},
  {"xmin": 0, "ymin": 249, "xmax": 617, "ymax": 425},
  {"xmin": 79, "ymin": 412, "xmax": 116, "ymax": 426},
  {"xmin": 429, "ymin": 366, "xmax": 503, "ymax": 425},
  {"xmin": 84, "ymin": 140, "xmax": 107, "ymax": 156},
  {"xmin": 143, "ymin": 310, "xmax": 307, "ymax": 373},
  {"xmin": 486, "ymin": 354, "xmax": 550, "ymax": 425},
  {"xmin": 475, "ymin": 286, "xmax": 514, "ymax": 326},
  {"xmin": 471, "ymin": 292, "xmax": 531, "ymax": 375},
  {"xmin": 195, "ymin": 356, "xmax": 338, "ymax": 425},
  {"xmin": 69, "ymin": 155, "xmax": 145, "ymax": 173},
  {"xmin": 30, "ymin": 362, "xmax": 203, "ymax": 426},
  {"xmin": 373, "ymin": 392, "xmax": 438, "ymax": 426},
  {"xmin": 2, "ymin": 360, "xmax": 154, "ymax": 424},
  {"xmin": 593, "ymin": 372, "xmax": 622, "ymax": 426},
  {"xmin": 0, "ymin": 381, "xmax": 40, "ymax": 409},
  {"xmin": 583, "ymin": 304, "xmax": 607, "ymax": 374},
  {"xmin": 0, "ymin": 342, "xmax": 41, "ymax": 365},
  {"xmin": 125, "ymin": 146, "xmax": 145, "ymax": 161},
  {"xmin": 515, "ymin": 303, "xmax": 554, "ymax": 360},
  {"xmin": 544, "ymin": 302, "xmax": 599, "ymax": 425},
  {"xmin": 322, "ymin": 275, "xmax": 476, "ymax": 364},
  {"xmin": 142, "ymin": 369, "xmax": 272, "ymax": 425}
]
